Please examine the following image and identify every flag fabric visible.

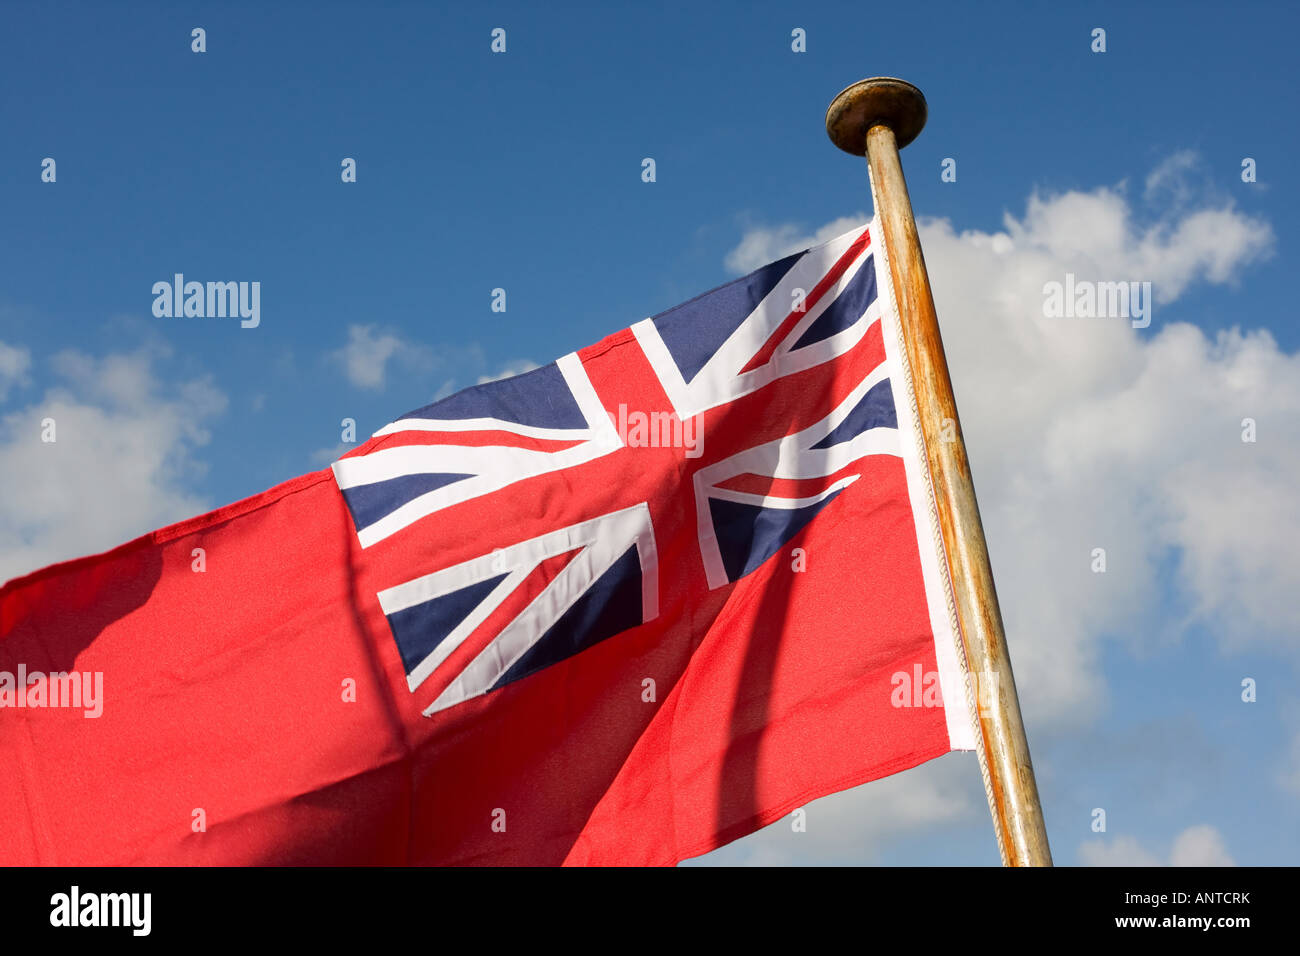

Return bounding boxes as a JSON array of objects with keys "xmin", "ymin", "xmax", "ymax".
[{"xmin": 0, "ymin": 221, "xmax": 976, "ymax": 865}]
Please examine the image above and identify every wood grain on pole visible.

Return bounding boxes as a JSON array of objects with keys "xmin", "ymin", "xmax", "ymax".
[{"xmin": 828, "ymin": 78, "xmax": 1053, "ymax": 866}]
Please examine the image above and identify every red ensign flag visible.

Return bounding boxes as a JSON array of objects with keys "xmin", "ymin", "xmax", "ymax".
[{"xmin": 0, "ymin": 223, "xmax": 975, "ymax": 865}]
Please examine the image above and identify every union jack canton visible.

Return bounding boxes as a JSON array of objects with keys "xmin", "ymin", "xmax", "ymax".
[{"xmin": 330, "ymin": 221, "xmax": 973, "ymax": 747}]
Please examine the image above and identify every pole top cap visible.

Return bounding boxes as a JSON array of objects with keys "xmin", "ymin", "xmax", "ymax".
[{"xmin": 826, "ymin": 77, "xmax": 927, "ymax": 155}]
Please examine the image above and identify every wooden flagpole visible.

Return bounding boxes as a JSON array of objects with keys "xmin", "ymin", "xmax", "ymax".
[{"xmin": 826, "ymin": 77, "xmax": 1053, "ymax": 866}]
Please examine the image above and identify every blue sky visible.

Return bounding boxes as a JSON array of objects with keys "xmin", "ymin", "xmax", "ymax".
[{"xmin": 2, "ymin": 1, "xmax": 1297, "ymax": 865}]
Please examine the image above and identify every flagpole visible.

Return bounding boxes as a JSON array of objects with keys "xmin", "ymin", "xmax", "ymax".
[{"xmin": 826, "ymin": 77, "xmax": 1053, "ymax": 866}]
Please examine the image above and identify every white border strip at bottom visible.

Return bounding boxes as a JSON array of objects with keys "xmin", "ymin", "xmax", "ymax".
[{"xmin": 872, "ymin": 216, "xmax": 978, "ymax": 753}]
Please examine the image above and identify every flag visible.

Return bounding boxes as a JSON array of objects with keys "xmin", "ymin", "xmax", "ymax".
[{"xmin": 0, "ymin": 221, "xmax": 976, "ymax": 865}]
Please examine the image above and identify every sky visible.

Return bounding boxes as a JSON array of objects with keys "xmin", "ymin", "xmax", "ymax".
[{"xmin": 1, "ymin": 0, "xmax": 1297, "ymax": 865}]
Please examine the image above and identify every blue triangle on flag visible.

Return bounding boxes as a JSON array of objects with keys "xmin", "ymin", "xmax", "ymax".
[
  {"xmin": 385, "ymin": 571, "xmax": 509, "ymax": 675},
  {"xmin": 402, "ymin": 361, "xmax": 588, "ymax": 430},
  {"xmin": 709, "ymin": 489, "xmax": 844, "ymax": 583},
  {"xmin": 810, "ymin": 378, "xmax": 896, "ymax": 448},
  {"xmin": 652, "ymin": 250, "xmax": 802, "ymax": 384},
  {"xmin": 492, "ymin": 544, "xmax": 644, "ymax": 690},
  {"xmin": 340, "ymin": 471, "xmax": 475, "ymax": 530},
  {"xmin": 789, "ymin": 253, "xmax": 878, "ymax": 351}
]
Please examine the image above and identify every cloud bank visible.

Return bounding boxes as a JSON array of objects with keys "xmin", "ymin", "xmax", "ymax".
[{"xmin": 0, "ymin": 346, "xmax": 226, "ymax": 584}]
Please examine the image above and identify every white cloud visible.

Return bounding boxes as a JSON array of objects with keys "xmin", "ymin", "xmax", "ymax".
[
  {"xmin": 1169, "ymin": 825, "xmax": 1237, "ymax": 866},
  {"xmin": 1005, "ymin": 188, "xmax": 1272, "ymax": 302},
  {"xmin": 328, "ymin": 326, "xmax": 531, "ymax": 396},
  {"xmin": 330, "ymin": 324, "xmax": 431, "ymax": 390},
  {"xmin": 1078, "ymin": 834, "xmax": 1160, "ymax": 867},
  {"xmin": 1080, "ymin": 824, "xmax": 1236, "ymax": 866},
  {"xmin": 477, "ymin": 359, "xmax": 540, "ymax": 385},
  {"xmin": 724, "ymin": 214, "xmax": 869, "ymax": 275},
  {"xmin": 0, "ymin": 341, "xmax": 31, "ymax": 400},
  {"xmin": 1143, "ymin": 150, "xmax": 1199, "ymax": 206},
  {"xmin": 310, "ymin": 442, "xmax": 350, "ymax": 466},
  {"xmin": 0, "ymin": 347, "xmax": 226, "ymax": 584},
  {"xmin": 911, "ymin": 191, "xmax": 1286, "ymax": 729}
]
